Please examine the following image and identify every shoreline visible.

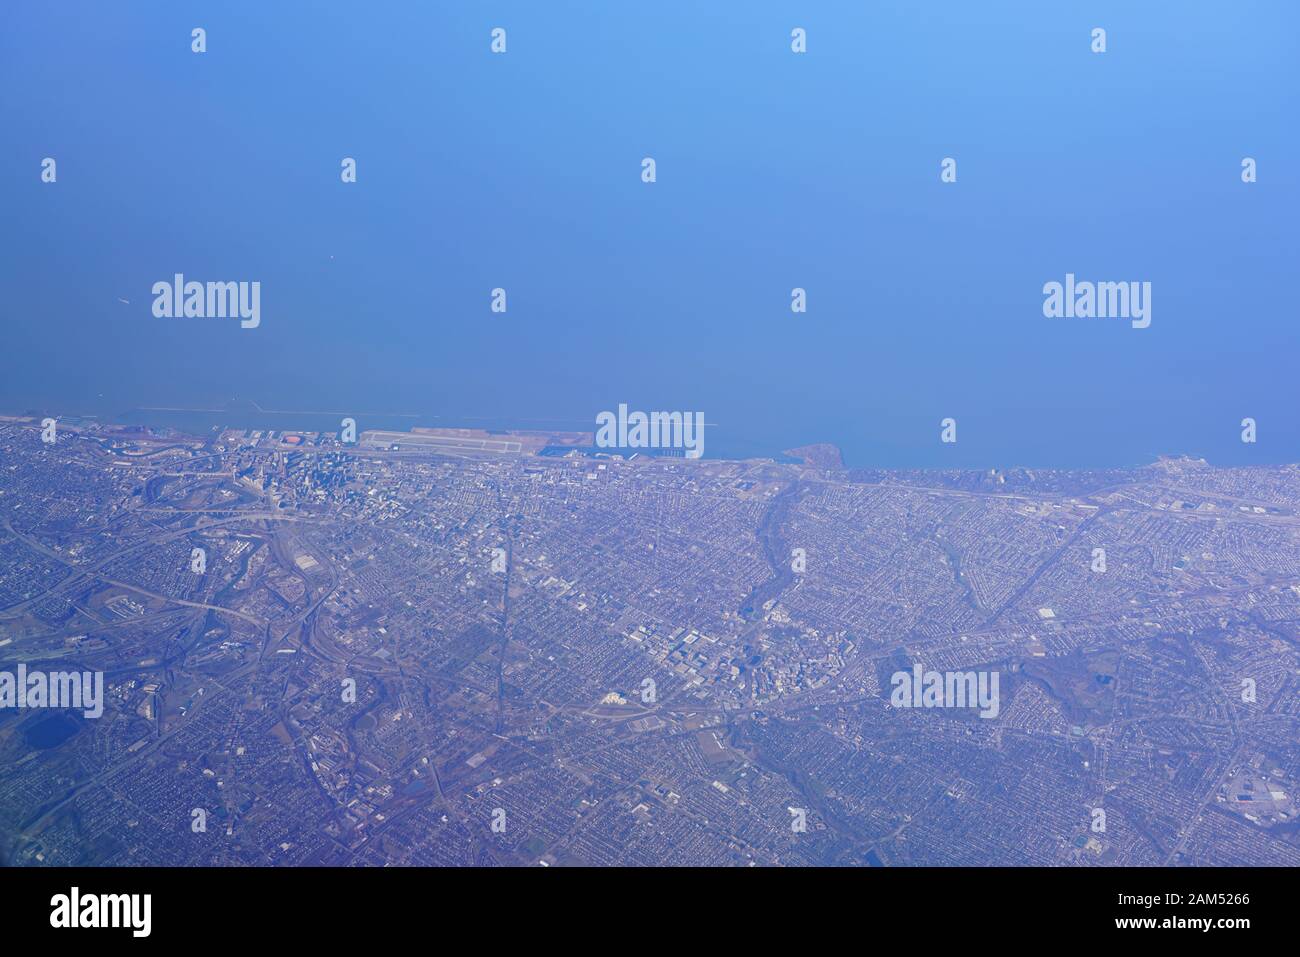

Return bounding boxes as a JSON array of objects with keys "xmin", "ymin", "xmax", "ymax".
[{"xmin": 2, "ymin": 407, "xmax": 1282, "ymax": 476}]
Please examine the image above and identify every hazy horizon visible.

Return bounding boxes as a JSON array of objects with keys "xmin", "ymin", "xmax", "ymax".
[{"xmin": 4, "ymin": 1, "xmax": 1297, "ymax": 469}]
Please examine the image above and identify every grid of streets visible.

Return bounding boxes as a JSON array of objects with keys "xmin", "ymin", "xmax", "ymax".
[{"xmin": 2, "ymin": 418, "xmax": 1299, "ymax": 867}]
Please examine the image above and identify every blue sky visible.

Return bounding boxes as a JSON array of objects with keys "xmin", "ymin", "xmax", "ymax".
[{"xmin": 2, "ymin": 1, "xmax": 1297, "ymax": 466}]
